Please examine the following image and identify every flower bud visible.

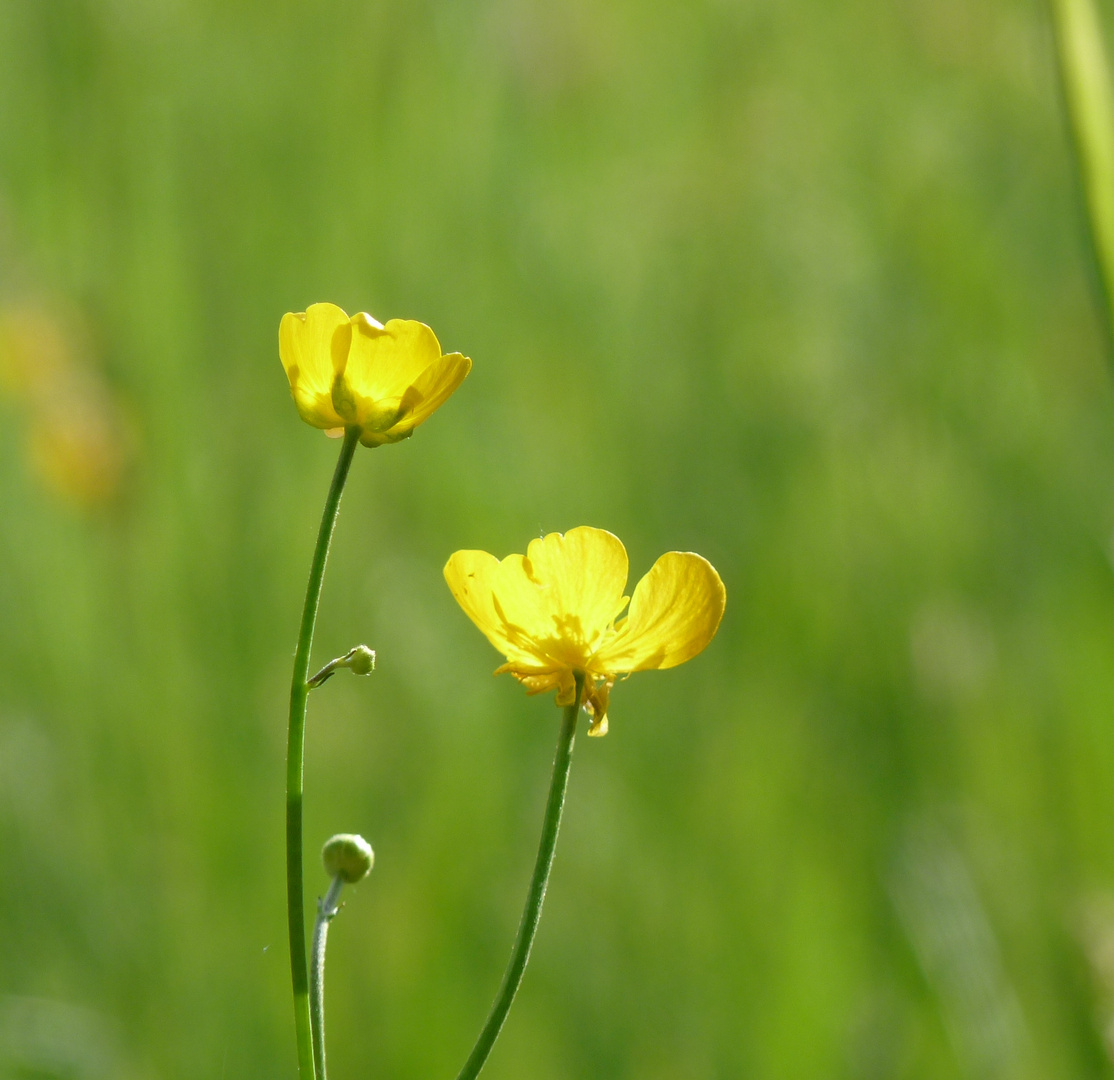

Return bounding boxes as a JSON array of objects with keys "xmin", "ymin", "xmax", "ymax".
[
  {"xmin": 345, "ymin": 645, "xmax": 376, "ymax": 676},
  {"xmin": 322, "ymin": 833, "xmax": 374, "ymax": 884}
]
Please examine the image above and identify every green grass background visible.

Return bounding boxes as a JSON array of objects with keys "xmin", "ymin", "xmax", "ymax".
[{"xmin": 2, "ymin": 0, "xmax": 1114, "ymax": 1077}]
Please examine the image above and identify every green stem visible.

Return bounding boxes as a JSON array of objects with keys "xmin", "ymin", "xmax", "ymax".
[
  {"xmin": 287, "ymin": 426, "xmax": 360, "ymax": 1080},
  {"xmin": 1049, "ymin": 0, "xmax": 1114, "ymax": 352},
  {"xmin": 310, "ymin": 876, "xmax": 346, "ymax": 1080},
  {"xmin": 455, "ymin": 675, "xmax": 583, "ymax": 1080}
]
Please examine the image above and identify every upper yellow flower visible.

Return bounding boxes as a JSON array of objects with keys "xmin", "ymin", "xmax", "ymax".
[
  {"xmin": 279, "ymin": 302, "xmax": 471, "ymax": 446},
  {"xmin": 444, "ymin": 527, "xmax": 725, "ymax": 735}
]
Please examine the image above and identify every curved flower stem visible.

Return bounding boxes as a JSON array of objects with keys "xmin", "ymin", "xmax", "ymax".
[
  {"xmin": 310, "ymin": 876, "xmax": 346, "ymax": 1080},
  {"xmin": 287, "ymin": 426, "xmax": 361, "ymax": 1080},
  {"xmin": 455, "ymin": 675, "xmax": 583, "ymax": 1080}
]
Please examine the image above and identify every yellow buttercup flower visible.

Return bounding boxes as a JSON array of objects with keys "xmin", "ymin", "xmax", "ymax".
[
  {"xmin": 279, "ymin": 302, "xmax": 471, "ymax": 446},
  {"xmin": 444, "ymin": 527, "xmax": 725, "ymax": 735}
]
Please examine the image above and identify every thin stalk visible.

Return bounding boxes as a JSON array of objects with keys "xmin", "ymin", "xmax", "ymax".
[
  {"xmin": 455, "ymin": 675, "xmax": 583, "ymax": 1080},
  {"xmin": 287, "ymin": 426, "xmax": 361, "ymax": 1080},
  {"xmin": 310, "ymin": 876, "xmax": 346, "ymax": 1080},
  {"xmin": 1049, "ymin": 0, "xmax": 1114, "ymax": 351}
]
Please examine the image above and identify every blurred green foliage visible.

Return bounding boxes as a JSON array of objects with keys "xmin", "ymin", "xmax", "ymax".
[{"xmin": 2, "ymin": 0, "xmax": 1114, "ymax": 1077}]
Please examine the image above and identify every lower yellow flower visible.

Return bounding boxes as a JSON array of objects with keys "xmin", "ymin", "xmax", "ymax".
[
  {"xmin": 444, "ymin": 527, "xmax": 726, "ymax": 735},
  {"xmin": 279, "ymin": 302, "xmax": 471, "ymax": 446}
]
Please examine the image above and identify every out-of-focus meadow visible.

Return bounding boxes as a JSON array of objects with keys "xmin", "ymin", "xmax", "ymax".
[{"xmin": 3, "ymin": 0, "xmax": 1114, "ymax": 1077}]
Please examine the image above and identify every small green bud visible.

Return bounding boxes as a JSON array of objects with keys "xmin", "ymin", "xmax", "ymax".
[
  {"xmin": 322, "ymin": 833, "xmax": 374, "ymax": 884},
  {"xmin": 345, "ymin": 645, "xmax": 376, "ymax": 676},
  {"xmin": 307, "ymin": 645, "xmax": 376, "ymax": 689}
]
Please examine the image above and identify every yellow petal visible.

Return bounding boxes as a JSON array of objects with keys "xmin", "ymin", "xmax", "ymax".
[
  {"xmin": 593, "ymin": 552, "xmax": 725, "ymax": 673},
  {"xmin": 350, "ymin": 397, "xmax": 406, "ymax": 442},
  {"xmin": 444, "ymin": 550, "xmax": 554, "ymax": 671},
  {"xmin": 393, "ymin": 352, "xmax": 472, "ymax": 435},
  {"xmin": 341, "ymin": 316, "xmax": 442, "ymax": 405},
  {"xmin": 488, "ymin": 528, "xmax": 630, "ymax": 669},
  {"xmin": 279, "ymin": 303, "xmax": 349, "ymax": 429}
]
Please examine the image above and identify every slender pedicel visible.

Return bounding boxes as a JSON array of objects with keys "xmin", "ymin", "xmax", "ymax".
[
  {"xmin": 286, "ymin": 426, "xmax": 361, "ymax": 1080},
  {"xmin": 454, "ymin": 674, "xmax": 584, "ymax": 1080},
  {"xmin": 310, "ymin": 876, "xmax": 345, "ymax": 1080},
  {"xmin": 311, "ymin": 835, "xmax": 375, "ymax": 1080}
]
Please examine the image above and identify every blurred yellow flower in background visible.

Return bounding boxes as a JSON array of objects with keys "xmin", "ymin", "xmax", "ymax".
[
  {"xmin": 279, "ymin": 302, "xmax": 471, "ymax": 446},
  {"xmin": 444, "ymin": 527, "xmax": 726, "ymax": 735},
  {"xmin": 0, "ymin": 303, "xmax": 131, "ymax": 509}
]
